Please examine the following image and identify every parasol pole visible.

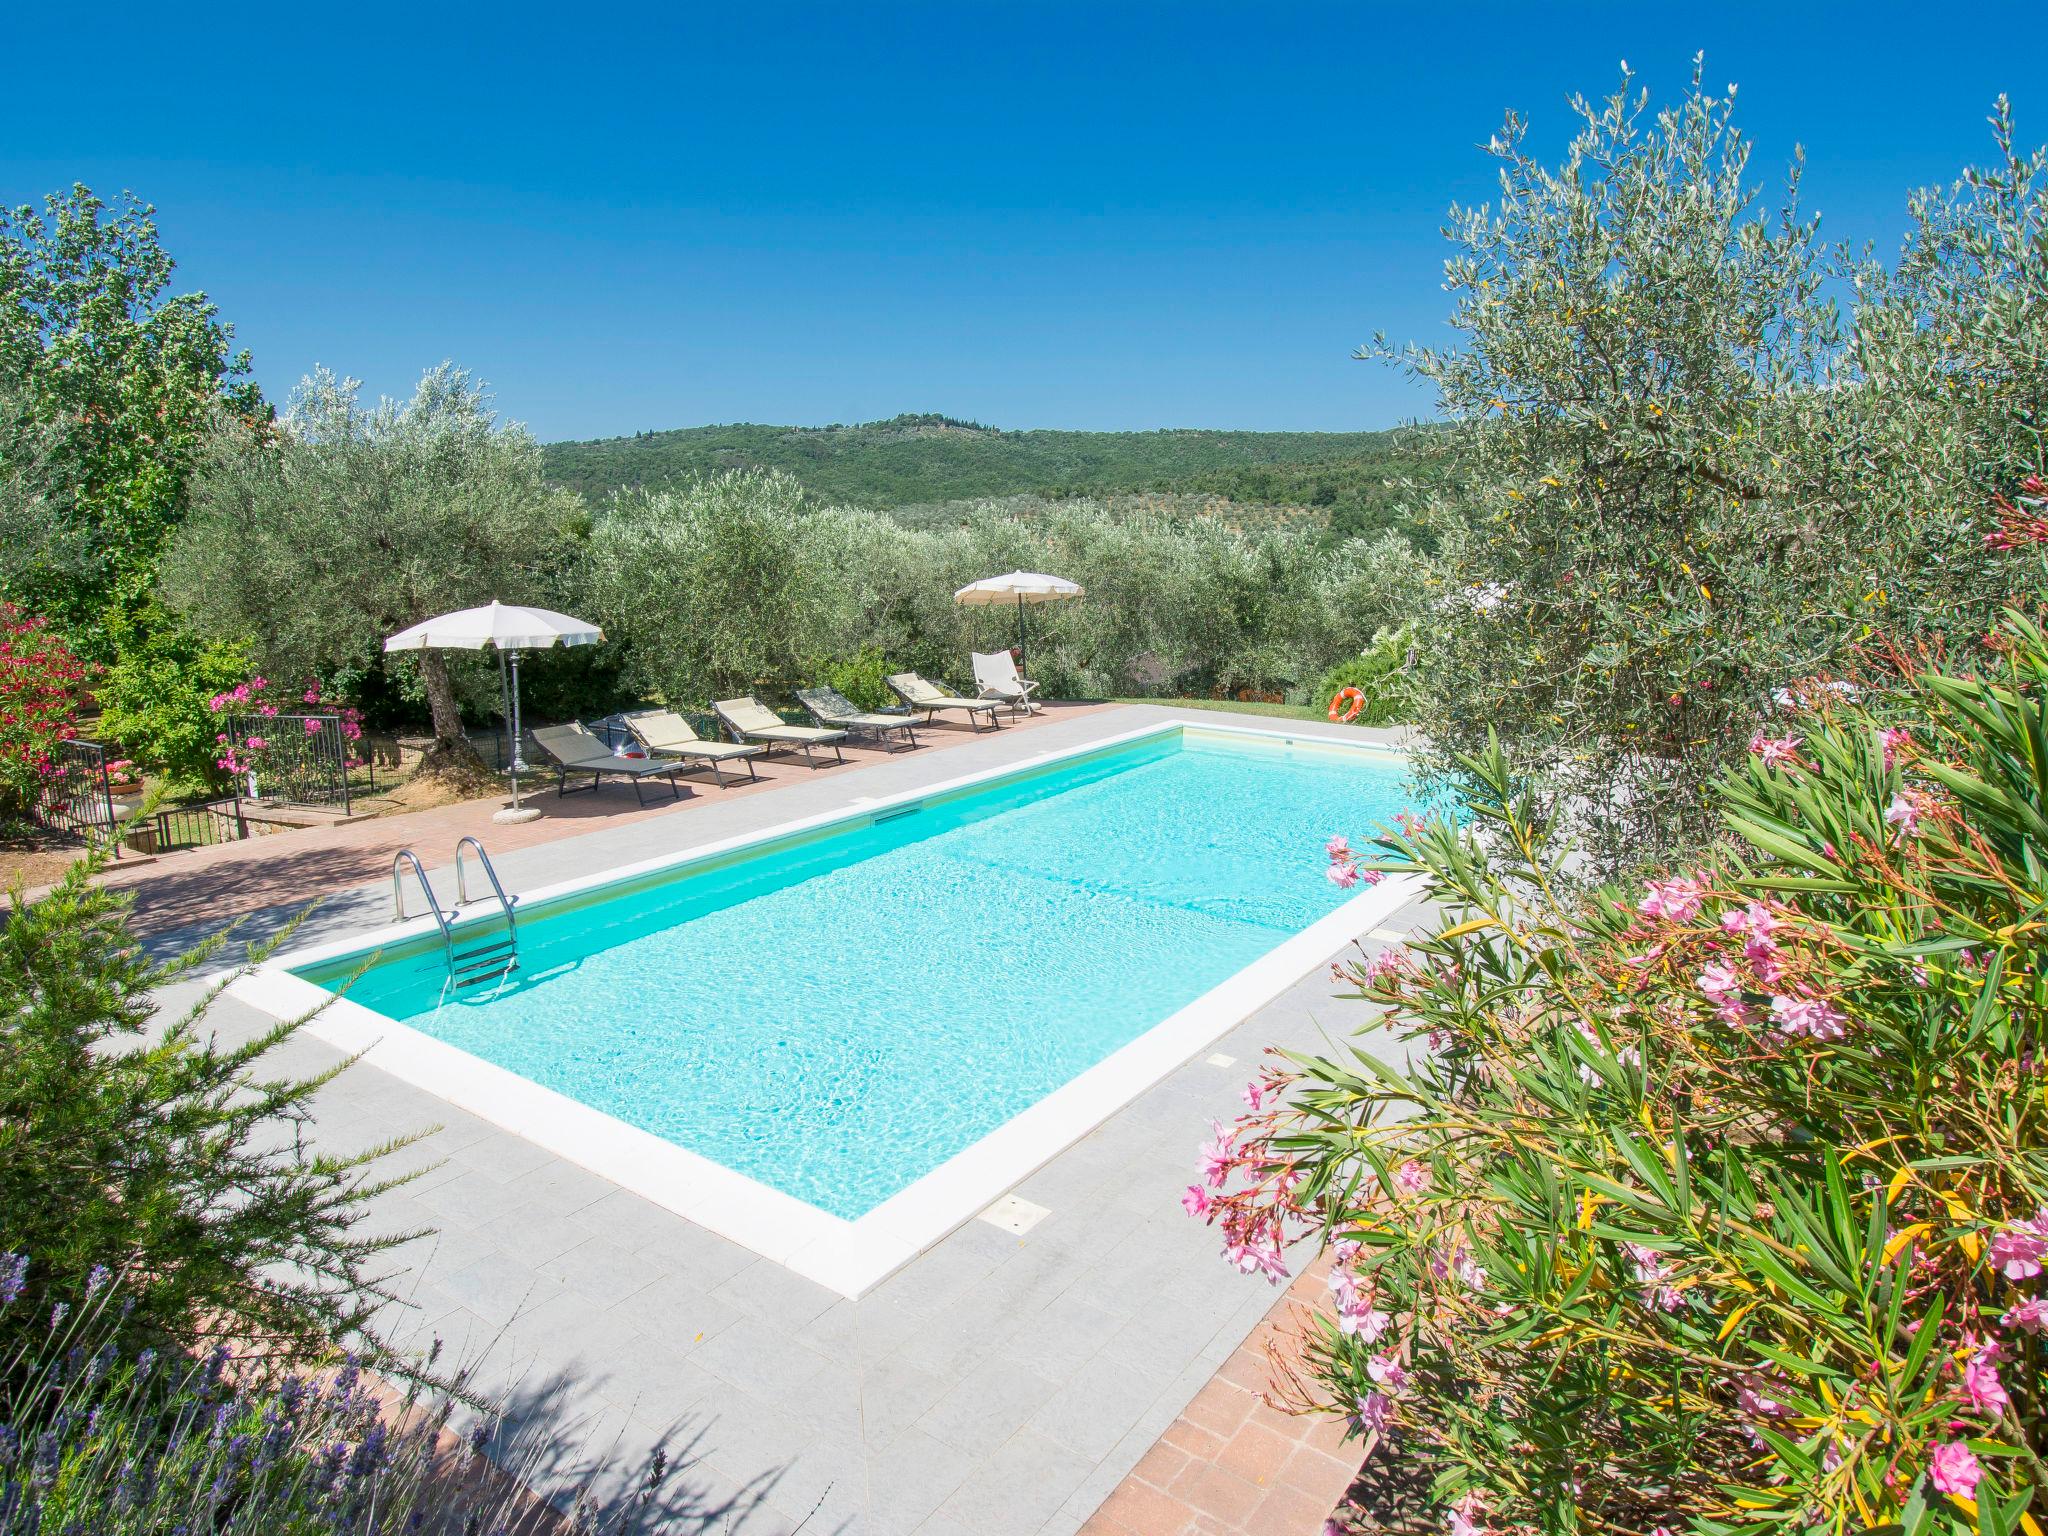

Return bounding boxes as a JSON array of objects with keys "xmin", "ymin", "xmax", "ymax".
[{"xmin": 503, "ymin": 649, "xmax": 529, "ymax": 815}]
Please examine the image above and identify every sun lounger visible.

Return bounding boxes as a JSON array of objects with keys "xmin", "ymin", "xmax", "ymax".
[
  {"xmin": 795, "ymin": 686, "xmax": 920, "ymax": 750},
  {"xmin": 621, "ymin": 708, "xmax": 765, "ymax": 787},
  {"xmin": 885, "ymin": 672, "xmax": 1004, "ymax": 730},
  {"xmin": 712, "ymin": 697, "xmax": 848, "ymax": 766},
  {"xmin": 971, "ymin": 650, "xmax": 1041, "ymax": 715},
  {"xmin": 531, "ymin": 723, "xmax": 687, "ymax": 804}
]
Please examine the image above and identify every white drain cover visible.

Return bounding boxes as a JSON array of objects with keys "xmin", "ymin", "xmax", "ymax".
[
  {"xmin": 978, "ymin": 1194, "xmax": 1051, "ymax": 1236},
  {"xmin": 1206, "ymin": 1052, "xmax": 1238, "ymax": 1067}
]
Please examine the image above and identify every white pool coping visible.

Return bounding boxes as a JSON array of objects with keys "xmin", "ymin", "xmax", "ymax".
[{"xmin": 229, "ymin": 719, "xmax": 1420, "ymax": 1298}]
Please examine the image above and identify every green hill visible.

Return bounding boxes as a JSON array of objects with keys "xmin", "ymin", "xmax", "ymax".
[{"xmin": 541, "ymin": 413, "xmax": 1436, "ymax": 540}]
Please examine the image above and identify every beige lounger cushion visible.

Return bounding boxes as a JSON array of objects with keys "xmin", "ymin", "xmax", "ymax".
[
  {"xmin": 886, "ymin": 673, "xmax": 998, "ymax": 712},
  {"xmin": 624, "ymin": 709, "xmax": 762, "ymax": 759},
  {"xmin": 714, "ymin": 698, "xmax": 847, "ymax": 742}
]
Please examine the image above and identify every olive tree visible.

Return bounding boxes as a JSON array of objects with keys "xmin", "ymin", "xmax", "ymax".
[
  {"xmin": 582, "ymin": 469, "xmax": 831, "ymax": 705},
  {"xmin": 165, "ymin": 365, "xmax": 585, "ymax": 782},
  {"xmin": 1372, "ymin": 62, "xmax": 2046, "ymax": 873}
]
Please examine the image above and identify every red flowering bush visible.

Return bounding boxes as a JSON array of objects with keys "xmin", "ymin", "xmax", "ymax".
[
  {"xmin": 0, "ymin": 605, "xmax": 92, "ymax": 812},
  {"xmin": 1201, "ymin": 611, "xmax": 2048, "ymax": 1531}
]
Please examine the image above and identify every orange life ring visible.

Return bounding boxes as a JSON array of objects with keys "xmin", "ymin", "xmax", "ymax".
[{"xmin": 1328, "ymin": 686, "xmax": 1366, "ymax": 723}]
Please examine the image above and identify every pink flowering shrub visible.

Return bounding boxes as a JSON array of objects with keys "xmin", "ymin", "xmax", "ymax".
[
  {"xmin": 208, "ymin": 675, "xmax": 367, "ymax": 779},
  {"xmin": 1200, "ymin": 610, "xmax": 2048, "ymax": 1531}
]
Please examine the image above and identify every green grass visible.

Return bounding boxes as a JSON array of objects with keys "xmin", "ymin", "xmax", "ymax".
[{"xmin": 1112, "ymin": 695, "xmax": 1328, "ymax": 722}]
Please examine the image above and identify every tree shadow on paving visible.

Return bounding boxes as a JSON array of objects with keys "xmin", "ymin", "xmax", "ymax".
[
  {"xmin": 118, "ymin": 842, "xmax": 395, "ymax": 956},
  {"xmin": 479, "ymin": 1366, "xmax": 839, "ymax": 1535}
]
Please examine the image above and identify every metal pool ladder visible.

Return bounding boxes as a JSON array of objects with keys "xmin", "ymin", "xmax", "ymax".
[{"xmin": 391, "ymin": 839, "xmax": 521, "ymax": 987}]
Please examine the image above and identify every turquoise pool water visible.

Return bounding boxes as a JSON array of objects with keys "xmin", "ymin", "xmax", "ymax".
[{"xmin": 297, "ymin": 728, "xmax": 1412, "ymax": 1218}]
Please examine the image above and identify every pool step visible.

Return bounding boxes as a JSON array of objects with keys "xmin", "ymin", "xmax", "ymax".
[{"xmin": 451, "ymin": 935, "xmax": 518, "ymax": 986}]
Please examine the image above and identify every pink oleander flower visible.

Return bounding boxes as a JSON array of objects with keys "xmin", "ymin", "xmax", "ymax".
[
  {"xmin": 1446, "ymin": 1492, "xmax": 1489, "ymax": 1536},
  {"xmin": 1455, "ymin": 1251, "xmax": 1487, "ymax": 1291},
  {"xmin": 1881, "ymin": 725, "xmax": 1914, "ymax": 769},
  {"xmin": 1697, "ymin": 961, "xmax": 1742, "ymax": 1002},
  {"xmin": 1242, "ymin": 1079, "xmax": 1265, "ymax": 1113},
  {"xmin": 1365, "ymin": 1354, "xmax": 1410, "ymax": 1394},
  {"xmin": 1749, "ymin": 730, "xmax": 1802, "ymax": 768},
  {"xmin": 1198, "ymin": 1121, "xmax": 1234, "ymax": 1189},
  {"xmin": 304, "ymin": 687, "xmax": 322, "ymax": 703},
  {"xmin": 1770, "ymin": 994, "xmax": 1848, "ymax": 1042},
  {"xmin": 1721, "ymin": 900, "xmax": 1782, "ymax": 943},
  {"xmin": 1928, "ymin": 1439, "xmax": 1983, "ymax": 1499},
  {"xmin": 1885, "ymin": 792, "xmax": 1925, "ymax": 841},
  {"xmin": 1181, "ymin": 1184, "xmax": 1211, "ymax": 1218},
  {"xmin": 1987, "ymin": 1224, "xmax": 2047, "ymax": 1281},
  {"xmin": 1715, "ymin": 999, "xmax": 1758, "ymax": 1027},
  {"xmin": 1224, "ymin": 1229, "xmax": 1289, "ymax": 1286},
  {"xmin": 1737, "ymin": 1377, "xmax": 1792, "ymax": 1419},
  {"xmin": 1327, "ymin": 861, "xmax": 1360, "ymax": 889},
  {"xmin": 1353, "ymin": 1390, "xmax": 1393, "ymax": 1433},
  {"xmin": 245, "ymin": 735, "xmax": 268, "ymax": 751},
  {"xmin": 1325, "ymin": 833, "xmax": 1352, "ymax": 861},
  {"xmin": 2001, "ymin": 1295, "xmax": 2048, "ymax": 1334},
  {"xmin": 1963, "ymin": 1349, "xmax": 2009, "ymax": 1415},
  {"xmin": 1392, "ymin": 1160, "xmax": 1429, "ymax": 1197},
  {"xmin": 1362, "ymin": 947, "xmax": 1409, "ymax": 985},
  {"xmin": 305, "ymin": 717, "xmax": 324, "ymax": 734},
  {"xmin": 1337, "ymin": 1293, "xmax": 1391, "ymax": 1341},
  {"xmin": 1638, "ymin": 876, "xmax": 1705, "ymax": 923}
]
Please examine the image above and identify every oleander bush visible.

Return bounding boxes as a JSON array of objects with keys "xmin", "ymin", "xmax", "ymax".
[
  {"xmin": 1200, "ymin": 612, "xmax": 2048, "ymax": 1532},
  {"xmin": 0, "ymin": 604, "xmax": 91, "ymax": 815}
]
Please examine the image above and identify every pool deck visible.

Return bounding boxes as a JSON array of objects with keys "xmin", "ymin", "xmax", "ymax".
[{"xmin": 150, "ymin": 703, "xmax": 1426, "ymax": 1535}]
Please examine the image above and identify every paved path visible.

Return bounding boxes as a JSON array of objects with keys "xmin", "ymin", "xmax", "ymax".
[
  {"xmin": 105, "ymin": 702, "xmax": 1114, "ymax": 949},
  {"xmin": 154, "ymin": 704, "xmax": 1423, "ymax": 1534},
  {"xmin": 1079, "ymin": 1257, "xmax": 1364, "ymax": 1536}
]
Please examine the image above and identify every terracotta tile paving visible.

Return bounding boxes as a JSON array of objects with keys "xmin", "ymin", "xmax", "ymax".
[
  {"xmin": 87, "ymin": 702, "xmax": 1114, "ymax": 938},
  {"xmin": 1079, "ymin": 1254, "xmax": 1361, "ymax": 1536}
]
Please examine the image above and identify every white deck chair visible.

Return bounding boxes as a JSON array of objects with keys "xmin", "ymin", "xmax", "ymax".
[{"xmin": 972, "ymin": 651, "xmax": 1040, "ymax": 715}]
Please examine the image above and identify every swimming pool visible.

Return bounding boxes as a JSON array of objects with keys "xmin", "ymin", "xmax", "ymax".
[{"xmin": 239, "ymin": 720, "xmax": 1419, "ymax": 1294}]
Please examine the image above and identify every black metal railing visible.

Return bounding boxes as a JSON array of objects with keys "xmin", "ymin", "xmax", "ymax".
[
  {"xmin": 28, "ymin": 739, "xmax": 122, "ymax": 858},
  {"xmin": 226, "ymin": 714, "xmax": 353, "ymax": 812},
  {"xmin": 148, "ymin": 797, "xmax": 255, "ymax": 854}
]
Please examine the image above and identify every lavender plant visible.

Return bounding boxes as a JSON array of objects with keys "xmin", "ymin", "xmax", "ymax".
[
  {"xmin": 1202, "ymin": 608, "xmax": 2048, "ymax": 1531},
  {"xmin": 0, "ymin": 1260, "xmax": 676, "ymax": 1534}
]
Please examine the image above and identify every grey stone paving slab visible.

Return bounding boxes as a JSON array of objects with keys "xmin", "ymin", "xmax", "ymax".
[
  {"xmin": 933, "ymin": 1428, "xmax": 1096, "ymax": 1535},
  {"xmin": 154, "ymin": 705, "xmax": 1429, "ymax": 1533}
]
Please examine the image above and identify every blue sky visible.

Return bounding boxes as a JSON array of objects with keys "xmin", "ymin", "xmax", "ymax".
[{"xmin": 4, "ymin": 3, "xmax": 2043, "ymax": 440}]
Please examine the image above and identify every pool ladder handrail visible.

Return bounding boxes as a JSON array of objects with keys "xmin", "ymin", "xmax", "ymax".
[
  {"xmin": 390, "ymin": 842, "xmax": 521, "ymax": 987},
  {"xmin": 391, "ymin": 849, "xmax": 452, "ymax": 942}
]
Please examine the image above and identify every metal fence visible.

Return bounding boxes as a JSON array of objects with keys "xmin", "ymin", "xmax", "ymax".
[
  {"xmin": 226, "ymin": 714, "xmax": 353, "ymax": 812},
  {"xmin": 147, "ymin": 797, "xmax": 254, "ymax": 855},
  {"xmin": 28, "ymin": 738, "xmax": 123, "ymax": 858}
]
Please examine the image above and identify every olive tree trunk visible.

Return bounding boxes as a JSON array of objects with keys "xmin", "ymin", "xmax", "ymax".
[{"xmin": 410, "ymin": 648, "xmax": 495, "ymax": 787}]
